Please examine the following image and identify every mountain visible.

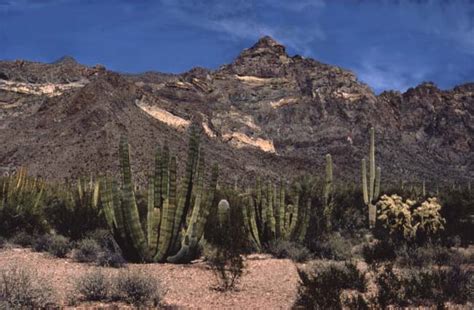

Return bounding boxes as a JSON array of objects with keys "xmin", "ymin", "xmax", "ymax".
[{"xmin": 0, "ymin": 36, "xmax": 473, "ymax": 185}]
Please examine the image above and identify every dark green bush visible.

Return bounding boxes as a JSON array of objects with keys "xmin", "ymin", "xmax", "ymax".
[
  {"xmin": 75, "ymin": 271, "xmax": 109, "ymax": 302},
  {"xmin": 111, "ymin": 270, "xmax": 160, "ymax": 306},
  {"xmin": 439, "ymin": 188, "xmax": 473, "ymax": 245},
  {"xmin": 361, "ymin": 240, "xmax": 396, "ymax": 265},
  {"xmin": 309, "ymin": 232, "xmax": 352, "ymax": 261},
  {"xmin": 295, "ymin": 261, "xmax": 367, "ymax": 309},
  {"xmin": 73, "ymin": 238, "xmax": 102, "ymax": 263},
  {"xmin": 395, "ymin": 243, "xmax": 463, "ymax": 267},
  {"xmin": 47, "ymin": 235, "xmax": 71, "ymax": 258},
  {"xmin": 403, "ymin": 266, "xmax": 473, "ymax": 306},
  {"xmin": 375, "ymin": 264, "xmax": 405, "ymax": 308},
  {"xmin": 266, "ymin": 240, "xmax": 312, "ymax": 262}
]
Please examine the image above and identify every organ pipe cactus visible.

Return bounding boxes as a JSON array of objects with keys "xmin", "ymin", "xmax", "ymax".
[
  {"xmin": 242, "ymin": 178, "xmax": 310, "ymax": 249},
  {"xmin": 361, "ymin": 127, "xmax": 381, "ymax": 228},
  {"xmin": 101, "ymin": 126, "xmax": 218, "ymax": 263}
]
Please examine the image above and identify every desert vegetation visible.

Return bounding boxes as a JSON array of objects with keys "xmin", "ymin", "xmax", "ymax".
[{"xmin": 0, "ymin": 126, "xmax": 472, "ymax": 309}]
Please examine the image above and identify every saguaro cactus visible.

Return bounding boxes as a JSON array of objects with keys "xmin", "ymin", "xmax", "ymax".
[
  {"xmin": 323, "ymin": 154, "xmax": 334, "ymax": 230},
  {"xmin": 361, "ymin": 127, "xmax": 381, "ymax": 228}
]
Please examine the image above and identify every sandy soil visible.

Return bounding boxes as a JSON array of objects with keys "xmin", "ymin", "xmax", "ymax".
[{"xmin": 0, "ymin": 248, "xmax": 299, "ymax": 309}]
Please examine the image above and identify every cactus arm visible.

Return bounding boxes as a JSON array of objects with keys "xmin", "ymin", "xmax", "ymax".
[
  {"xmin": 374, "ymin": 166, "xmax": 381, "ymax": 199},
  {"xmin": 119, "ymin": 136, "xmax": 147, "ymax": 260},
  {"xmin": 369, "ymin": 127, "xmax": 375, "ymax": 203}
]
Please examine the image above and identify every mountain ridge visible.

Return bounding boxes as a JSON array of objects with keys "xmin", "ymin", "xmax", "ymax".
[{"xmin": 0, "ymin": 36, "xmax": 472, "ymax": 185}]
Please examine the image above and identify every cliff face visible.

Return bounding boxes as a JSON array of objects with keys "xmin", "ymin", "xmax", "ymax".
[{"xmin": 0, "ymin": 36, "xmax": 472, "ymax": 184}]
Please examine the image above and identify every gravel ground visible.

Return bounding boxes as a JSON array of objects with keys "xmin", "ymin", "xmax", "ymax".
[{"xmin": 0, "ymin": 248, "xmax": 299, "ymax": 309}]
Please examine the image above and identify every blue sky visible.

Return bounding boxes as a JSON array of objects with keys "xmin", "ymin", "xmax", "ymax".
[{"xmin": 0, "ymin": 0, "xmax": 473, "ymax": 93}]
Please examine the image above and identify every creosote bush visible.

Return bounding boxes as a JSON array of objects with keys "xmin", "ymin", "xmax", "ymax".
[
  {"xmin": 47, "ymin": 235, "xmax": 71, "ymax": 258},
  {"xmin": 111, "ymin": 270, "xmax": 161, "ymax": 306},
  {"xmin": 10, "ymin": 231, "xmax": 35, "ymax": 247},
  {"xmin": 73, "ymin": 238, "xmax": 102, "ymax": 263},
  {"xmin": 309, "ymin": 232, "xmax": 352, "ymax": 261},
  {"xmin": 32, "ymin": 234, "xmax": 52, "ymax": 252},
  {"xmin": 75, "ymin": 271, "xmax": 109, "ymax": 302},
  {"xmin": 0, "ymin": 264, "xmax": 56, "ymax": 309}
]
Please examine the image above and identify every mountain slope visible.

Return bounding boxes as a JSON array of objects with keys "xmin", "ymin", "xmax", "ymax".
[{"xmin": 0, "ymin": 36, "xmax": 472, "ymax": 184}]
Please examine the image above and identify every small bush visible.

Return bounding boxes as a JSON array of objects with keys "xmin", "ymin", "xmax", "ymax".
[
  {"xmin": 295, "ymin": 261, "xmax": 367, "ymax": 309},
  {"xmin": 309, "ymin": 233, "xmax": 352, "ymax": 261},
  {"xmin": 10, "ymin": 231, "xmax": 35, "ymax": 247},
  {"xmin": 266, "ymin": 240, "xmax": 312, "ymax": 262},
  {"xmin": 361, "ymin": 240, "xmax": 396, "ymax": 265},
  {"xmin": 73, "ymin": 238, "xmax": 101, "ymax": 263},
  {"xmin": 111, "ymin": 270, "xmax": 160, "ymax": 306},
  {"xmin": 375, "ymin": 264, "xmax": 405, "ymax": 308},
  {"xmin": 47, "ymin": 235, "xmax": 71, "ymax": 258},
  {"xmin": 0, "ymin": 264, "xmax": 56, "ymax": 308},
  {"xmin": 32, "ymin": 234, "xmax": 52, "ymax": 252},
  {"xmin": 0, "ymin": 236, "xmax": 5, "ymax": 248},
  {"xmin": 97, "ymin": 250, "xmax": 127, "ymax": 268},
  {"xmin": 75, "ymin": 271, "xmax": 109, "ymax": 302},
  {"xmin": 395, "ymin": 243, "xmax": 461, "ymax": 267},
  {"xmin": 403, "ymin": 266, "xmax": 473, "ymax": 306}
]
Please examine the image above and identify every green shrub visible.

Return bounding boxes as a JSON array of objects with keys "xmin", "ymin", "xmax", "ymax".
[
  {"xmin": 10, "ymin": 231, "xmax": 35, "ymax": 247},
  {"xmin": 403, "ymin": 266, "xmax": 473, "ymax": 306},
  {"xmin": 395, "ymin": 243, "xmax": 462, "ymax": 268},
  {"xmin": 73, "ymin": 238, "xmax": 101, "ymax": 263},
  {"xmin": 0, "ymin": 236, "xmax": 5, "ymax": 248},
  {"xmin": 75, "ymin": 271, "xmax": 109, "ymax": 302},
  {"xmin": 309, "ymin": 232, "xmax": 352, "ymax": 261},
  {"xmin": 0, "ymin": 264, "xmax": 56, "ymax": 308},
  {"xmin": 47, "ymin": 235, "xmax": 71, "ymax": 258},
  {"xmin": 375, "ymin": 264, "xmax": 405, "ymax": 308},
  {"xmin": 266, "ymin": 240, "xmax": 312, "ymax": 262},
  {"xmin": 295, "ymin": 261, "xmax": 367, "ymax": 309},
  {"xmin": 111, "ymin": 270, "xmax": 160, "ymax": 306},
  {"xmin": 32, "ymin": 234, "xmax": 52, "ymax": 252},
  {"xmin": 361, "ymin": 240, "xmax": 396, "ymax": 265}
]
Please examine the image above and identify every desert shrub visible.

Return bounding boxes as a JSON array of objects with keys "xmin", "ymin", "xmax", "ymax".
[
  {"xmin": 32, "ymin": 234, "xmax": 52, "ymax": 252},
  {"xmin": 205, "ymin": 195, "xmax": 247, "ymax": 291},
  {"xmin": 73, "ymin": 238, "xmax": 102, "ymax": 263},
  {"xmin": 266, "ymin": 240, "xmax": 312, "ymax": 262},
  {"xmin": 75, "ymin": 271, "xmax": 109, "ymax": 302},
  {"xmin": 309, "ymin": 232, "xmax": 352, "ymax": 261},
  {"xmin": 402, "ymin": 266, "xmax": 473, "ymax": 306},
  {"xmin": 295, "ymin": 261, "xmax": 367, "ymax": 309},
  {"xmin": 0, "ymin": 264, "xmax": 56, "ymax": 308},
  {"xmin": 361, "ymin": 240, "xmax": 396, "ymax": 265},
  {"xmin": 97, "ymin": 250, "xmax": 127, "ymax": 268},
  {"xmin": 9, "ymin": 231, "xmax": 35, "ymax": 247},
  {"xmin": 439, "ymin": 188, "xmax": 474, "ymax": 245},
  {"xmin": 0, "ymin": 236, "xmax": 5, "ymax": 248},
  {"xmin": 395, "ymin": 243, "xmax": 463, "ymax": 267},
  {"xmin": 47, "ymin": 235, "xmax": 71, "ymax": 258},
  {"xmin": 111, "ymin": 270, "xmax": 161, "ymax": 306},
  {"xmin": 375, "ymin": 264, "xmax": 405, "ymax": 308}
]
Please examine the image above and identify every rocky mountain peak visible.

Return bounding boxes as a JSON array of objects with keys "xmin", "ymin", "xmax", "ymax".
[{"xmin": 52, "ymin": 55, "xmax": 78, "ymax": 65}]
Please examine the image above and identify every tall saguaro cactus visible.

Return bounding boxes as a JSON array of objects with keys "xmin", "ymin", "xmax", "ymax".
[
  {"xmin": 361, "ymin": 127, "xmax": 381, "ymax": 228},
  {"xmin": 323, "ymin": 154, "xmax": 334, "ymax": 230}
]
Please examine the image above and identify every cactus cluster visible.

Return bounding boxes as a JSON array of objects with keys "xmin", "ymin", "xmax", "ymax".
[
  {"xmin": 241, "ymin": 177, "xmax": 312, "ymax": 249},
  {"xmin": 361, "ymin": 127, "xmax": 381, "ymax": 228},
  {"xmin": 376, "ymin": 194, "xmax": 445, "ymax": 240},
  {"xmin": 0, "ymin": 167, "xmax": 44, "ymax": 212},
  {"xmin": 101, "ymin": 127, "xmax": 218, "ymax": 263}
]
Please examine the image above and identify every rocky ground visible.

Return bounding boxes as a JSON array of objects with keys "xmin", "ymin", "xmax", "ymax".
[{"xmin": 0, "ymin": 248, "xmax": 299, "ymax": 309}]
